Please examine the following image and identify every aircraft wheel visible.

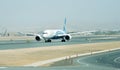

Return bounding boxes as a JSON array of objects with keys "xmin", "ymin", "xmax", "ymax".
[
  {"xmin": 45, "ymin": 39, "xmax": 51, "ymax": 42},
  {"xmin": 48, "ymin": 39, "xmax": 51, "ymax": 42},
  {"xmin": 61, "ymin": 39, "xmax": 66, "ymax": 42}
]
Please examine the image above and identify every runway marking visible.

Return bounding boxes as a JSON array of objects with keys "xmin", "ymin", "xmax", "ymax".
[
  {"xmin": 0, "ymin": 67, "xmax": 7, "ymax": 69},
  {"xmin": 114, "ymin": 57, "xmax": 120, "ymax": 63},
  {"xmin": 77, "ymin": 59, "xmax": 89, "ymax": 66}
]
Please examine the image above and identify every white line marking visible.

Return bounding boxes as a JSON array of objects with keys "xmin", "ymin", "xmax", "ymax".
[
  {"xmin": 0, "ymin": 67, "xmax": 7, "ymax": 69},
  {"xmin": 114, "ymin": 57, "xmax": 120, "ymax": 63}
]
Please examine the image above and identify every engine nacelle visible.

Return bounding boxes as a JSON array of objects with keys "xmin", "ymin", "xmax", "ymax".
[
  {"xmin": 35, "ymin": 35, "xmax": 42, "ymax": 41},
  {"xmin": 64, "ymin": 34, "xmax": 72, "ymax": 40}
]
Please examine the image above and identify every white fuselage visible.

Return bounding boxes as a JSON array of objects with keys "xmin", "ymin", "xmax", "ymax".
[{"xmin": 42, "ymin": 30, "xmax": 66, "ymax": 39}]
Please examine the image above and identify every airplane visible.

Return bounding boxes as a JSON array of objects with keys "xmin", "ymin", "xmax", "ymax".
[{"xmin": 35, "ymin": 18, "xmax": 72, "ymax": 42}]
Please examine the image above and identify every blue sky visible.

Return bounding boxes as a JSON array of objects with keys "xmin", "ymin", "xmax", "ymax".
[{"xmin": 0, "ymin": 0, "xmax": 120, "ymax": 32}]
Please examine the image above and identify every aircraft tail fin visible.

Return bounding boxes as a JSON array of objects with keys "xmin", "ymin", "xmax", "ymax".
[{"xmin": 63, "ymin": 18, "xmax": 67, "ymax": 33}]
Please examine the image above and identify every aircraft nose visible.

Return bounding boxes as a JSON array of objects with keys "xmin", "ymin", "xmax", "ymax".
[{"xmin": 43, "ymin": 34, "xmax": 48, "ymax": 37}]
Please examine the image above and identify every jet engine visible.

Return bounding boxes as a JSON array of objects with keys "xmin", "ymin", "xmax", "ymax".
[
  {"xmin": 35, "ymin": 35, "xmax": 42, "ymax": 41},
  {"xmin": 64, "ymin": 34, "xmax": 72, "ymax": 40}
]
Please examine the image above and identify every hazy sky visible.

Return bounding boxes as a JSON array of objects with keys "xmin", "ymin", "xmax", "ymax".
[{"xmin": 0, "ymin": 0, "xmax": 120, "ymax": 32}]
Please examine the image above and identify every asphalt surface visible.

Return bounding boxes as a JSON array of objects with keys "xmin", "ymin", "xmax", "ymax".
[
  {"xmin": 0, "ymin": 49, "xmax": 120, "ymax": 70},
  {"xmin": 78, "ymin": 49, "xmax": 120, "ymax": 69},
  {"xmin": 0, "ymin": 35, "xmax": 120, "ymax": 50}
]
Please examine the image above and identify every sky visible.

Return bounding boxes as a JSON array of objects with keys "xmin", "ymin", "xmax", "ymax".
[{"xmin": 0, "ymin": 0, "xmax": 120, "ymax": 32}]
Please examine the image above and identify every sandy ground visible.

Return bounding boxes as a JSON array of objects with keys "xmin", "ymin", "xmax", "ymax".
[{"xmin": 0, "ymin": 41, "xmax": 120, "ymax": 66}]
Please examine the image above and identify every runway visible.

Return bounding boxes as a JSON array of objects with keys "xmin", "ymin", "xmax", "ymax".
[
  {"xmin": 0, "ymin": 49, "xmax": 120, "ymax": 70},
  {"xmin": 0, "ymin": 35, "xmax": 120, "ymax": 50}
]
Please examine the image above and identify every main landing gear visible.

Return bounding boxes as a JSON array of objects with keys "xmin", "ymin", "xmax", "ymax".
[
  {"xmin": 45, "ymin": 39, "xmax": 66, "ymax": 42},
  {"xmin": 45, "ymin": 39, "xmax": 51, "ymax": 42},
  {"xmin": 61, "ymin": 39, "xmax": 66, "ymax": 42}
]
